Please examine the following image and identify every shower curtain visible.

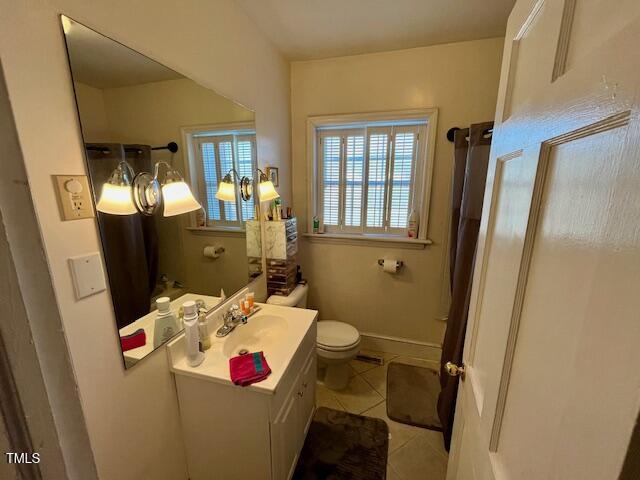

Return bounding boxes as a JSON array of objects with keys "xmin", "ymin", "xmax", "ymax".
[
  {"xmin": 85, "ymin": 143, "xmax": 158, "ymax": 330},
  {"xmin": 124, "ymin": 144, "xmax": 159, "ymax": 296},
  {"xmin": 437, "ymin": 122, "xmax": 493, "ymax": 450}
]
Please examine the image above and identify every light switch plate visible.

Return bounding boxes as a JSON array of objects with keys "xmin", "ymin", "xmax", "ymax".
[
  {"xmin": 53, "ymin": 175, "xmax": 95, "ymax": 221},
  {"xmin": 69, "ymin": 253, "xmax": 107, "ymax": 300}
]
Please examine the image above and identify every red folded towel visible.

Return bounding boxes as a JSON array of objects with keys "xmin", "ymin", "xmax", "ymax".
[
  {"xmin": 229, "ymin": 351, "xmax": 272, "ymax": 386},
  {"xmin": 120, "ymin": 328, "xmax": 146, "ymax": 352}
]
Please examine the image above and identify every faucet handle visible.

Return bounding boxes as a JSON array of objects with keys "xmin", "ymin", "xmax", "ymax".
[{"xmin": 223, "ymin": 304, "xmax": 238, "ymax": 323}]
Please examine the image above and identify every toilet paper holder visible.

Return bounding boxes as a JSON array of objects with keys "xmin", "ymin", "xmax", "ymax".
[{"xmin": 377, "ymin": 259, "xmax": 403, "ymax": 268}]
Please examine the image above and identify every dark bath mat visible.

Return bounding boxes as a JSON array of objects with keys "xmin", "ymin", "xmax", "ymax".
[
  {"xmin": 293, "ymin": 407, "xmax": 389, "ymax": 480},
  {"xmin": 387, "ymin": 362, "xmax": 442, "ymax": 431}
]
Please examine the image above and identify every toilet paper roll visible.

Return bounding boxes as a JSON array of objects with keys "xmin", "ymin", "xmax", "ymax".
[
  {"xmin": 383, "ymin": 259, "xmax": 399, "ymax": 273},
  {"xmin": 203, "ymin": 245, "xmax": 223, "ymax": 259}
]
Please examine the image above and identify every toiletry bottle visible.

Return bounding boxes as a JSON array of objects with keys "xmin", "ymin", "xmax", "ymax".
[
  {"xmin": 198, "ymin": 311, "xmax": 211, "ymax": 351},
  {"xmin": 408, "ymin": 209, "xmax": 419, "ymax": 238},
  {"xmin": 313, "ymin": 216, "xmax": 319, "ymax": 234},
  {"xmin": 240, "ymin": 299, "xmax": 249, "ymax": 315},
  {"xmin": 195, "ymin": 209, "xmax": 206, "ymax": 227},
  {"xmin": 153, "ymin": 297, "xmax": 179, "ymax": 348},
  {"xmin": 246, "ymin": 291, "xmax": 255, "ymax": 309},
  {"xmin": 183, "ymin": 301, "xmax": 205, "ymax": 367}
]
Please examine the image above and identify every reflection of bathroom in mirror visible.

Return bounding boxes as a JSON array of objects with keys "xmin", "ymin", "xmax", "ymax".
[{"xmin": 62, "ymin": 16, "xmax": 263, "ymax": 368}]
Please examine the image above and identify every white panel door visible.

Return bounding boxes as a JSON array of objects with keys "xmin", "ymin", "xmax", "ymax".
[{"xmin": 447, "ymin": 1, "xmax": 640, "ymax": 479}]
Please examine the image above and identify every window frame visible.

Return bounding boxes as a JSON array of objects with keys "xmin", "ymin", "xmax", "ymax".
[
  {"xmin": 182, "ymin": 121, "xmax": 257, "ymax": 231},
  {"xmin": 307, "ymin": 109, "xmax": 438, "ymax": 243}
]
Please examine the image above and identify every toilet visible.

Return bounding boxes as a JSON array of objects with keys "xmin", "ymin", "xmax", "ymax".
[{"xmin": 267, "ymin": 283, "xmax": 360, "ymax": 390}]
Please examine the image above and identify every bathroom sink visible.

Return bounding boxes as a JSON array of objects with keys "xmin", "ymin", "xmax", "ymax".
[
  {"xmin": 222, "ymin": 314, "xmax": 287, "ymax": 359},
  {"xmin": 167, "ymin": 301, "xmax": 317, "ymax": 393}
]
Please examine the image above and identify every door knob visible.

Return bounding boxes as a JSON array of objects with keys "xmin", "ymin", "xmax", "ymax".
[{"xmin": 445, "ymin": 361, "xmax": 466, "ymax": 378}]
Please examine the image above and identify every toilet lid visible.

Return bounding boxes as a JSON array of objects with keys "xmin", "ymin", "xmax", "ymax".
[{"xmin": 317, "ymin": 321, "xmax": 360, "ymax": 350}]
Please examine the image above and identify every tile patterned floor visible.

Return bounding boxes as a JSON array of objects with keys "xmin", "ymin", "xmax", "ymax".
[{"xmin": 315, "ymin": 350, "xmax": 448, "ymax": 480}]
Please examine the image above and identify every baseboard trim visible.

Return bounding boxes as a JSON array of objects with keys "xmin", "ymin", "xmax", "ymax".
[{"xmin": 359, "ymin": 332, "xmax": 442, "ymax": 361}]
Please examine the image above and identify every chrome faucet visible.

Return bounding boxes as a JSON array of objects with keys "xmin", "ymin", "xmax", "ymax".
[{"xmin": 216, "ymin": 304, "xmax": 247, "ymax": 337}]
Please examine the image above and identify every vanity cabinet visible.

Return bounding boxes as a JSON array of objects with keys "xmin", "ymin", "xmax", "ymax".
[
  {"xmin": 173, "ymin": 318, "xmax": 316, "ymax": 480},
  {"xmin": 271, "ymin": 351, "xmax": 316, "ymax": 479}
]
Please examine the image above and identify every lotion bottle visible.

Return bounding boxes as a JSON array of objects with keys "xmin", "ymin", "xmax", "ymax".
[
  {"xmin": 183, "ymin": 301, "xmax": 204, "ymax": 367},
  {"xmin": 153, "ymin": 297, "xmax": 179, "ymax": 348},
  {"xmin": 407, "ymin": 209, "xmax": 419, "ymax": 238},
  {"xmin": 198, "ymin": 311, "xmax": 211, "ymax": 351}
]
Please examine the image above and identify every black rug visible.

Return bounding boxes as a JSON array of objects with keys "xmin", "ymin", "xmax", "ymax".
[
  {"xmin": 293, "ymin": 407, "xmax": 389, "ymax": 480},
  {"xmin": 387, "ymin": 362, "xmax": 442, "ymax": 431}
]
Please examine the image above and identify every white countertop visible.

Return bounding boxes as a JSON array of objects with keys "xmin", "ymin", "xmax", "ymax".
[
  {"xmin": 120, "ymin": 293, "xmax": 221, "ymax": 363},
  {"xmin": 167, "ymin": 303, "xmax": 317, "ymax": 394}
]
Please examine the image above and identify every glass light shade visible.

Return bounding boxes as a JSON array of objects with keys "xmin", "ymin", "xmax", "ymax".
[
  {"xmin": 96, "ymin": 183, "xmax": 137, "ymax": 215},
  {"xmin": 258, "ymin": 179, "xmax": 279, "ymax": 202},
  {"xmin": 162, "ymin": 181, "xmax": 202, "ymax": 217},
  {"xmin": 215, "ymin": 180, "xmax": 237, "ymax": 202}
]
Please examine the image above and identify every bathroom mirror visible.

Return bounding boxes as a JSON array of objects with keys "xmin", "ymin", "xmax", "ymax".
[{"xmin": 61, "ymin": 16, "xmax": 263, "ymax": 368}]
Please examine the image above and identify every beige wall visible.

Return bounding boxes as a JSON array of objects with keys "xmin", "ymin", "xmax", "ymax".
[
  {"xmin": 74, "ymin": 82, "xmax": 111, "ymax": 142},
  {"xmin": 0, "ymin": 0, "xmax": 290, "ymax": 479},
  {"xmin": 0, "ymin": 55, "xmax": 96, "ymax": 479},
  {"xmin": 291, "ymin": 38, "xmax": 504, "ymax": 345},
  {"xmin": 101, "ymin": 77, "xmax": 254, "ymax": 158}
]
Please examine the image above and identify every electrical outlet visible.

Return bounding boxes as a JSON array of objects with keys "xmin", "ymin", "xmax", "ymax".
[{"xmin": 53, "ymin": 175, "xmax": 95, "ymax": 221}]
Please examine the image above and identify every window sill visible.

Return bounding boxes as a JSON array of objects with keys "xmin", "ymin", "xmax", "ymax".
[
  {"xmin": 186, "ymin": 226, "xmax": 246, "ymax": 237},
  {"xmin": 302, "ymin": 233, "xmax": 432, "ymax": 249}
]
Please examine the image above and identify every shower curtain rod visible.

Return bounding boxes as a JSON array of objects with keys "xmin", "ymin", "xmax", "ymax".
[
  {"xmin": 446, "ymin": 126, "xmax": 493, "ymax": 142},
  {"xmin": 86, "ymin": 142, "xmax": 179, "ymax": 155}
]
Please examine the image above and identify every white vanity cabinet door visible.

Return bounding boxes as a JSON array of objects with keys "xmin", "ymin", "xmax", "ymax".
[
  {"xmin": 271, "ymin": 392, "xmax": 301, "ymax": 480},
  {"xmin": 298, "ymin": 352, "xmax": 316, "ymax": 436},
  {"xmin": 271, "ymin": 347, "xmax": 317, "ymax": 480}
]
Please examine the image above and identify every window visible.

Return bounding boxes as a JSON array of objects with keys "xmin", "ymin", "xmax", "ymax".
[
  {"xmin": 312, "ymin": 111, "xmax": 435, "ymax": 239},
  {"xmin": 186, "ymin": 125, "xmax": 257, "ymax": 229}
]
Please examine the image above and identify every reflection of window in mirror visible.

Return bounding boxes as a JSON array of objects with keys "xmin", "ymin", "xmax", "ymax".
[{"xmin": 183, "ymin": 123, "xmax": 257, "ymax": 230}]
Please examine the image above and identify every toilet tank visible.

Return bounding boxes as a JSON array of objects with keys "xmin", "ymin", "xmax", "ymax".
[{"xmin": 266, "ymin": 283, "xmax": 308, "ymax": 308}]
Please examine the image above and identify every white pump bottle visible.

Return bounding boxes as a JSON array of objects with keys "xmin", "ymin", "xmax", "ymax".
[{"xmin": 183, "ymin": 300, "xmax": 204, "ymax": 367}]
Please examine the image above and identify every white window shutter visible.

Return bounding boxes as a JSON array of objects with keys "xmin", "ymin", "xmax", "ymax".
[
  {"xmin": 320, "ymin": 135, "xmax": 341, "ymax": 226},
  {"xmin": 388, "ymin": 127, "xmax": 419, "ymax": 230},
  {"xmin": 316, "ymin": 120, "xmax": 427, "ymax": 237},
  {"xmin": 216, "ymin": 138, "xmax": 237, "ymax": 222},
  {"xmin": 236, "ymin": 134, "xmax": 257, "ymax": 221},
  {"xmin": 343, "ymin": 133, "xmax": 365, "ymax": 228},
  {"xmin": 199, "ymin": 140, "xmax": 221, "ymax": 221},
  {"xmin": 195, "ymin": 131, "xmax": 257, "ymax": 227},
  {"xmin": 365, "ymin": 128, "xmax": 391, "ymax": 230}
]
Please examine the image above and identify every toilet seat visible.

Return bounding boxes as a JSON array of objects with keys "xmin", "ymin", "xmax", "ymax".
[{"xmin": 316, "ymin": 321, "xmax": 360, "ymax": 352}]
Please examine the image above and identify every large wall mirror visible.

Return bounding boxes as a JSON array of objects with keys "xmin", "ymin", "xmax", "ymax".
[{"xmin": 61, "ymin": 16, "xmax": 265, "ymax": 368}]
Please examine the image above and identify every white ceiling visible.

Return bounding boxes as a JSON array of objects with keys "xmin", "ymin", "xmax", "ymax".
[
  {"xmin": 236, "ymin": 0, "xmax": 515, "ymax": 60},
  {"xmin": 64, "ymin": 17, "xmax": 183, "ymax": 89}
]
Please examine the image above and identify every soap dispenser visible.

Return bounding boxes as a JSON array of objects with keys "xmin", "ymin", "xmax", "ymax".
[
  {"xmin": 198, "ymin": 311, "xmax": 211, "ymax": 351},
  {"xmin": 183, "ymin": 300, "xmax": 205, "ymax": 367},
  {"xmin": 153, "ymin": 297, "xmax": 179, "ymax": 348}
]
